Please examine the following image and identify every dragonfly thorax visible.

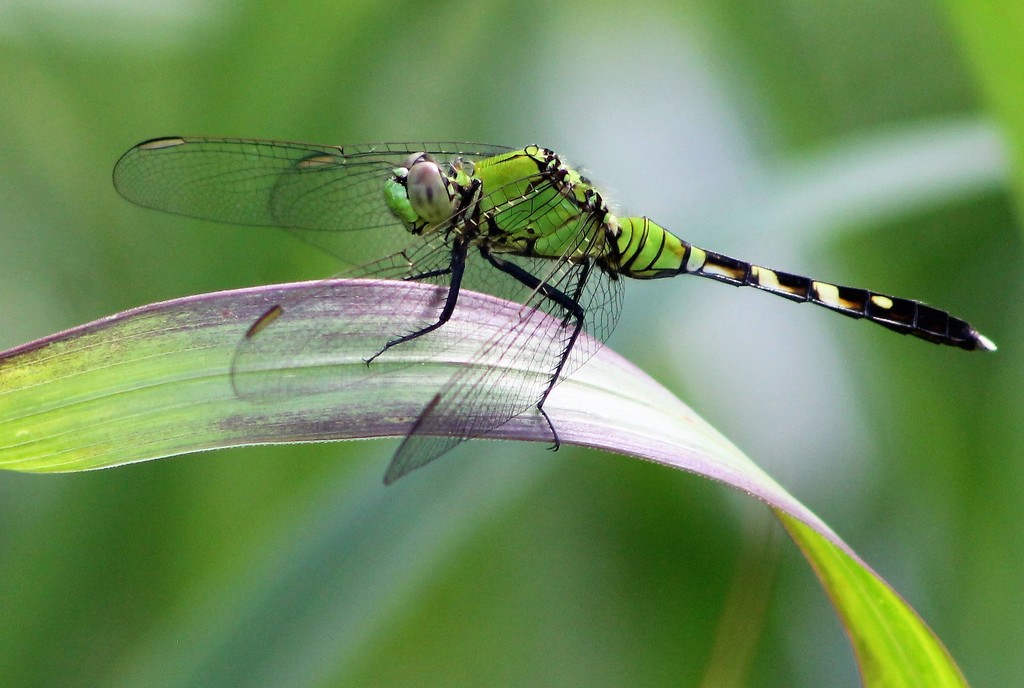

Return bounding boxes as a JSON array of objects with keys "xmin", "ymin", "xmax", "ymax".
[{"xmin": 483, "ymin": 146, "xmax": 622, "ymax": 263}]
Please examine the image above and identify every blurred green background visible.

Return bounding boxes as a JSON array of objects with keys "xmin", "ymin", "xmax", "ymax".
[{"xmin": 1, "ymin": 1, "xmax": 1020, "ymax": 686}]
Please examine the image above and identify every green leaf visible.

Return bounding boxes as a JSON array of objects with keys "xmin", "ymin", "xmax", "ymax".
[
  {"xmin": 780, "ymin": 511, "xmax": 968, "ymax": 687},
  {"xmin": 0, "ymin": 280, "xmax": 970, "ymax": 686}
]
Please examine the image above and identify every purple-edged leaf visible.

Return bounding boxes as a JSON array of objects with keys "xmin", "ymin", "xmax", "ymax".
[{"xmin": 0, "ymin": 279, "xmax": 968, "ymax": 686}]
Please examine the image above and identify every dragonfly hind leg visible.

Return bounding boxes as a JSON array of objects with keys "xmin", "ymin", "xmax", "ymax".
[
  {"xmin": 538, "ymin": 406, "xmax": 561, "ymax": 452},
  {"xmin": 479, "ymin": 247, "xmax": 591, "ymax": 451}
]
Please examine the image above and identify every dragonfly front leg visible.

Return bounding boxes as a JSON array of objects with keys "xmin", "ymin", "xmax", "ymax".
[{"xmin": 364, "ymin": 240, "xmax": 469, "ymax": 365}]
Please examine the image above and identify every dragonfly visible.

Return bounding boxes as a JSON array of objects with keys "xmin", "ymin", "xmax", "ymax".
[{"xmin": 113, "ymin": 137, "xmax": 996, "ymax": 483}]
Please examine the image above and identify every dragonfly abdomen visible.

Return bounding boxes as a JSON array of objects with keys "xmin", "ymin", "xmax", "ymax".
[{"xmin": 614, "ymin": 216, "xmax": 995, "ymax": 351}]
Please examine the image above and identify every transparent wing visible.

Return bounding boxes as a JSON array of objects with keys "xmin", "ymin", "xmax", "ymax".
[
  {"xmin": 113, "ymin": 137, "xmax": 513, "ymax": 260},
  {"xmin": 383, "ymin": 210, "xmax": 624, "ymax": 483}
]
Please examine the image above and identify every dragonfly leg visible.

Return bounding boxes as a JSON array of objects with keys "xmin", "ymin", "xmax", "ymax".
[
  {"xmin": 479, "ymin": 247, "xmax": 590, "ymax": 449},
  {"xmin": 538, "ymin": 406, "xmax": 560, "ymax": 452},
  {"xmin": 364, "ymin": 240, "xmax": 469, "ymax": 365}
]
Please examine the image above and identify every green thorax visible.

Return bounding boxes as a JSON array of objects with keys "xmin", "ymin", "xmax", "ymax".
[{"xmin": 466, "ymin": 145, "xmax": 618, "ymax": 262}]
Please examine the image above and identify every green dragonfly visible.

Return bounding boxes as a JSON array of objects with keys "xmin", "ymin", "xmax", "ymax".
[{"xmin": 113, "ymin": 138, "xmax": 995, "ymax": 482}]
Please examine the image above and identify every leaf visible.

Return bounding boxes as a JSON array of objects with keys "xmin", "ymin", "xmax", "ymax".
[
  {"xmin": 0, "ymin": 279, "xmax": 969, "ymax": 686},
  {"xmin": 779, "ymin": 511, "xmax": 967, "ymax": 687}
]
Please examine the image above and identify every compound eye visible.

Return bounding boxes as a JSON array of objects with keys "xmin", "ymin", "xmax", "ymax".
[{"xmin": 406, "ymin": 157, "xmax": 455, "ymax": 223}]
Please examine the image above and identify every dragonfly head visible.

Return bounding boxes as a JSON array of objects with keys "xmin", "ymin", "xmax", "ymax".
[{"xmin": 383, "ymin": 152, "xmax": 461, "ymax": 234}]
